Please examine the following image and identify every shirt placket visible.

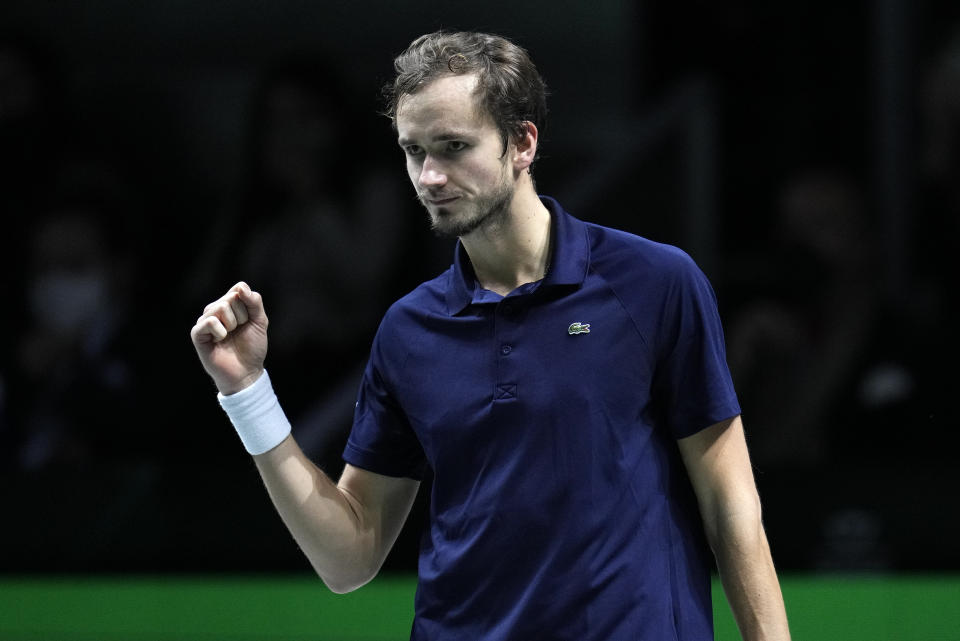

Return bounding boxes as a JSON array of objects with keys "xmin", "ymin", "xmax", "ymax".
[{"xmin": 493, "ymin": 299, "xmax": 523, "ymax": 403}]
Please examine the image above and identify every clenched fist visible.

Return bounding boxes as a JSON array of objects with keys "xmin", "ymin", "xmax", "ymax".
[{"xmin": 190, "ymin": 282, "xmax": 269, "ymax": 395}]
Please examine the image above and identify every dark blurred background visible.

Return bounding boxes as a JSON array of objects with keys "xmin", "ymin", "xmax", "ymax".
[{"xmin": 1, "ymin": 0, "xmax": 958, "ymax": 575}]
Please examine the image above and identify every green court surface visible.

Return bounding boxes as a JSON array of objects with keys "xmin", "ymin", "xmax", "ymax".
[{"xmin": 0, "ymin": 574, "xmax": 957, "ymax": 640}]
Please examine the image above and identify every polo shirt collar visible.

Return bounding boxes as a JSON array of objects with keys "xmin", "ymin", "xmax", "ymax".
[{"xmin": 446, "ymin": 195, "xmax": 590, "ymax": 315}]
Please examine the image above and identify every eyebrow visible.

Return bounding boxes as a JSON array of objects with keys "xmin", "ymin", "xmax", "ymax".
[{"xmin": 397, "ymin": 130, "xmax": 475, "ymax": 146}]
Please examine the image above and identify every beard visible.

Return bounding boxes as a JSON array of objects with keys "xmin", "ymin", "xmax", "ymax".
[{"xmin": 421, "ymin": 178, "xmax": 514, "ymax": 239}]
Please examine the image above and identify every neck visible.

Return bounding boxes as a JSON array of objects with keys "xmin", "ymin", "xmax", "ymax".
[{"xmin": 460, "ymin": 185, "xmax": 551, "ymax": 297}]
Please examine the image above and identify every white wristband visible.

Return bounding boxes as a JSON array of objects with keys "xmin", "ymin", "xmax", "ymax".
[{"xmin": 217, "ymin": 370, "xmax": 292, "ymax": 455}]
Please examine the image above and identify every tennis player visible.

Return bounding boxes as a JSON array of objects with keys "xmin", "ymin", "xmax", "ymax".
[{"xmin": 191, "ymin": 30, "xmax": 791, "ymax": 640}]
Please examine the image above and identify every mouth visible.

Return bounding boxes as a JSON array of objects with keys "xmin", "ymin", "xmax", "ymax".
[{"xmin": 424, "ymin": 195, "xmax": 460, "ymax": 206}]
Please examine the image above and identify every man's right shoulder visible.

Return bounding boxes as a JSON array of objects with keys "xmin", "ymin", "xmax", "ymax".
[
  {"xmin": 378, "ymin": 266, "xmax": 454, "ymax": 330},
  {"xmin": 366, "ymin": 267, "xmax": 454, "ymax": 368}
]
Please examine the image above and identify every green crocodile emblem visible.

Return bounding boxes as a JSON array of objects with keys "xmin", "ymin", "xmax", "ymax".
[{"xmin": 568, "ymin": 322, "xmax": 591, "ymax": 335}]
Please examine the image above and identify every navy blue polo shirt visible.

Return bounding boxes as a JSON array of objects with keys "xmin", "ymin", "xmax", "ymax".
[{"xmin": 344, "ymin": 196, "xmax": 740, "ymax": 641}]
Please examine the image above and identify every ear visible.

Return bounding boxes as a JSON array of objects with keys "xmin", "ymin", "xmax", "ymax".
[{"xmin": 512, "ymin": 121, "xmax": 539, "ymax": 172}]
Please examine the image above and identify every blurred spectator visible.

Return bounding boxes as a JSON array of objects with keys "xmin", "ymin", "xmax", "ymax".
[
  {"xmin": 5, "ymin": 176, "xmax": 143, "ymax": 472},
  {"xmin": 190, "ymin": 57, "xmax": 412, "ymax": 472},
  {"xmin": 728, "ymin": 169, "xmax": 887, "ymax": 466}
]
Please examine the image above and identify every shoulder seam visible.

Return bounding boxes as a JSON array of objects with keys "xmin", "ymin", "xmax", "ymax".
[{"xmin": 587, "ymin": 262, "xmax": 651, "ymax": 350}]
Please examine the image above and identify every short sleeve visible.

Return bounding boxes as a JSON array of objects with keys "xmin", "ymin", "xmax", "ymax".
[
  {"xmin": 654, "ymin": 255, "xmax": 741, "ymax": 439},
  {"xmin": 343, "ymin": 327, "xmax": 428, "ymax": 480}
]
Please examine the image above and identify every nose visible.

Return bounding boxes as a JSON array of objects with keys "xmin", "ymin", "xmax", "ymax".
[{"xmin": 418, "ymin": 155, "xmax": 447, "ymax": 188}]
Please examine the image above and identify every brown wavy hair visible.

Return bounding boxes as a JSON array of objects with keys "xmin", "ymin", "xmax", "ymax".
[{"xmin": 383, "ymin": 31, "xmax": 548, "ymax": 164}]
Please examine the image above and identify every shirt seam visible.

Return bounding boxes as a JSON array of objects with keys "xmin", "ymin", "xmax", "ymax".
[{"xmin": 587, "ymin": 262, "xmax": 652, "ymax": 351}]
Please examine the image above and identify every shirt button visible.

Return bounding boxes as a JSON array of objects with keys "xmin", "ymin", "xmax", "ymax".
[{"xmin": 500, "ymin": 344, "xmax": 513, "ymax": 355}]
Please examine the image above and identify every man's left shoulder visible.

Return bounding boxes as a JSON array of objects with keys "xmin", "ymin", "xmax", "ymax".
[{"xmin": 584, "ymin": 221, "xmax": 702, "ymax": 282}]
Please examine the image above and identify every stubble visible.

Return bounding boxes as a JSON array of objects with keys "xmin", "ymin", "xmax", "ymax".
[{"xmin": 425, "ymin": 178, "xmax": 514, "ymax": 239}]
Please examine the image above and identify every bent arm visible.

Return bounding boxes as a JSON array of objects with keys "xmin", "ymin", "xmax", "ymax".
[
  {"xmin": 678, "ymin": 416, "xmax": 791, "ymax": 641},
  {"xmin": 254, "ymin": 438, "xmax": 420, "ymax": 593},
  {"xmin": 190, "ymin": 283, "xmax": 420, "ymax": 592}
]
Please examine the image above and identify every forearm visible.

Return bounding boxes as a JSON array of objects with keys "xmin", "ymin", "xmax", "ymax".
[
  {"xmin": 191, "ymin": 286, "xmax": 399, "ymax": 592},
  {"xmin": 710, "ymin": 511, "xmax": 791, "ymax": 641},
  {"xmin": 253, "ymin": 436, "xmax": 378, "ymax": 593}
]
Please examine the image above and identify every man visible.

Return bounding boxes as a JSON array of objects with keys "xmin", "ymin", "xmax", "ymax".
[{"xmin": 191, "ymin": 31, "xmax": 791, "ymax": 640}]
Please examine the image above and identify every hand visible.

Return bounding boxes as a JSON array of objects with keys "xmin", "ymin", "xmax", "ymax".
[{"xmin": 190, "ymin": 282, "xmax": 269, "ymax": 395}]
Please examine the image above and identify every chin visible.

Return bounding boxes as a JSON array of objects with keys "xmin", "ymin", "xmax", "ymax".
[{"xmin": 429, "ymin": 212, "xmax": 473, "ymax": 238}]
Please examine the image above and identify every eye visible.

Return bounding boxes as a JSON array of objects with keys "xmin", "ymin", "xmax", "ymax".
[
  {"xmin": 403, "ymin": 144, "xmax": 424, "ymax": 157},
  {"xmin": 446, "ymin": 141, "xmax": 467, "ymax": 152}
]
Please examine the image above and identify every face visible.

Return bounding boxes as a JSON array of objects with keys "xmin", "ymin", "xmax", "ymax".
[{"xmin": 396, "ymin": 73, "xmax": 515, "ymax": 238}]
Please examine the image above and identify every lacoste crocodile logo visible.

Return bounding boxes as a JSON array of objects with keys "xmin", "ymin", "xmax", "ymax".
[{"xmin": 568, "ymin": 322, "xmax": 591, "ymax": 335}]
